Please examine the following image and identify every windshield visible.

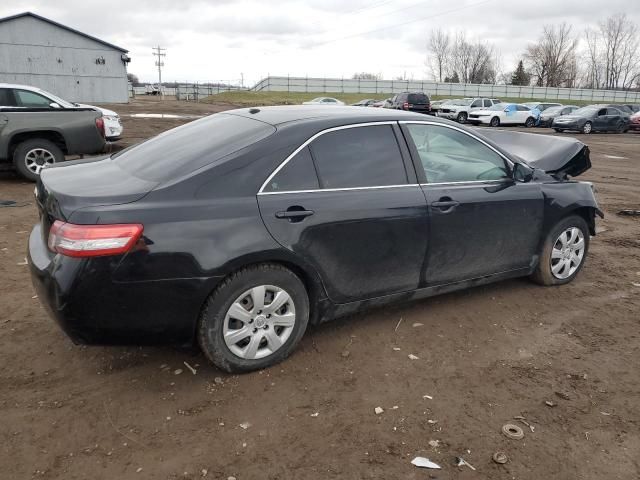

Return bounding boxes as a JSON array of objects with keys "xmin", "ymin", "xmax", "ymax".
[
  {"xmin": 451, "ymin": 99, "xmax": 470, "ymax": 106},
  {"xmin": 543, "ymin": 106, "xmax": 563, "ymax": 115},
  {"xmin": 37, "ymin": 89, "xmax": 75, "ymax": 108},
  {"xmin": 112, "ymin": 113, "xmax": 276, "ymax": 182},
  {"xmin": 572, "ymin": 107, "xmax": 597, "ymax": 116}
]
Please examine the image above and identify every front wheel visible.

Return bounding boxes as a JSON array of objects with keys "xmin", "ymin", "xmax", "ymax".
[
  {"xmin": 456, "ymin": 112, "xmax": 467, "ymax": 123},
  {"xmin": 582, "ymin": 121, "xmax": 593, "ymax": 134},
  {"xmin": 554, "ymin": 128, "xmax": 563, "ymax": 133},
  {"xmin": 525, "ymin": 117, "xmax": 536, "ymax": 128},
  {"xmin": 530, "ymin": 215, "xmax": 589, "ymax": 286},
  {"xmin": 490, "ymin": 116, "xmax": 500, "ymax": 127},
  {"xmin": 198, "ymin": 264, "xmax": 309, "ymax": 372},
  {"xmin": 13, "ymin": 138, "xmax": 64, "ymax": 181}
]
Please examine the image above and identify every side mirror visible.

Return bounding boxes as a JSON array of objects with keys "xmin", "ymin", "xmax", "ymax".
[
  {"xmin": 49, "ymin": 102, "xmax": 61, "ymax": 109},
  {"xmin": 513, "ymin": 163, "xmax": 534, "ymax": 183}
]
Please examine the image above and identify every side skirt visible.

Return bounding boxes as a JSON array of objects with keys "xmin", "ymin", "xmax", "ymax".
[{"xmin": 314, "ymin": 267, "xmax": 532, "ymax": 324}]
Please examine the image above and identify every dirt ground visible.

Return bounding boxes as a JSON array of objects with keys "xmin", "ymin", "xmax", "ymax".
[{"xmin": 1, "ymin": 96, "xmax": 639, "ymax": 480}]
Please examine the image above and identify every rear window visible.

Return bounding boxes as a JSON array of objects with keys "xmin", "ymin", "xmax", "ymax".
[
  {"xmin": 112, "ymin": 113, "xmax": 275, "ymax": 182},
  {"xmin": 408, "ymin": 93, "xmax": 428, "ymax": 104}
]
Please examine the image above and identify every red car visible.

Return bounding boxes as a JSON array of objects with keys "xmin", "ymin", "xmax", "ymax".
[{"xmin": 629, "ymin": 111, "xmax": 640, "ymax": 131}]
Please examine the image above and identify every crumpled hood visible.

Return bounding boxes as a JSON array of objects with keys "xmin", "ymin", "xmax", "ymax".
[{"xmin": 478, "ymin": 129, "xmax": 591, "ymax": 178}]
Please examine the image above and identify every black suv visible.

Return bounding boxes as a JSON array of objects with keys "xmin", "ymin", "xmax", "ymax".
[{"xmin": 387, "ymin": 92, "xmax": 431, "ymax": 114}]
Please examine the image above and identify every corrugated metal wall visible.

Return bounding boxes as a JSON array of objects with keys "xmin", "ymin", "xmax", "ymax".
[{"xmin": 0, "ymin": 15, "xmax": 129, "ymax": 103}]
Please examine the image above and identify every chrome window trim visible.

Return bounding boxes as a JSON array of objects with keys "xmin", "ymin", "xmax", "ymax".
[
  {"xmin": 399, "ymin": 120, "xmax": 515, "ymax": 168},
  {"xmin": 420, "ymin": 179, "xmax": 508, "ymax": 187},
  {"xmin": 258, "ymin": 184, "xmax": 421, "ymax": 196},
  {"xmin": 258, "ymin": 121, "xmax": 399, "ymax": 194}
]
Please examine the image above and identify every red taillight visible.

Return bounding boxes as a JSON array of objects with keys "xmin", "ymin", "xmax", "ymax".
[
  {"xmin": 403, "ymin": 102, "xmax": 409, "ymax": 110},
  {"xmin": 95, "ymin": 117, "xmax": 105, "ymax": 138},
  {"xmin": 48, "ymin": 221, "xmax": 143, "ymax": 257}
]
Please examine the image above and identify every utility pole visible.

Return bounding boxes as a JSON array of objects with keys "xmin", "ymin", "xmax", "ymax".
[{"xmin": 152, "ymin": 46, "xmax": 166, "ymax": 96}]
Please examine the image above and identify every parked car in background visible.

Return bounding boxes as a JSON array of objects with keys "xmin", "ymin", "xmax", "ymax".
[
  {"xmin": 552, "ymin": 105, "xmax": 629, "ymax": 134},
  {"xmin": 387, "ymin": 92, "xmax": 431, "ymax": 114},
  {"xmin": 302, "ymin": 97, "xmax": 345, "ymax": 105},
  {"xmin": 629, "ymin": 111, "xmax": 640, "ymax": 131},
  {"xmin": 0, "ymin": 83, "xmax": 123, "ymax": 140},
  {"xmin": 467, "ymin": 103, "xmax": 538, "ymax": 127},
  {"xmin": 0, "ymin": 102, "xmax": 106, "ymax": 180},
  {"xmin": 351, "ymin": 99, "xmax": 377, "ymax": 107},
  {"xmin": 538, "ymin": 105, "xmax": 579, "ymax": 127},
  {"xmin": 523, "ymin": 102, "xmax": 563, "ymax": 113},
  {"xmin": 602, "ymin": 104, "xmax": 633, "ymax": 117},
  {"xmin": 29, "ymin": 106, "xmax": 601, "ymax": 372},
  {"xmin": 623, "ymin": 104, "xmax": 640, "ymax": 113},
  {"xmin": 372, "ymin": 98, "xmax": 392, "ymax": 108},
  {"xmin": 437, "ymin": 97, "xmax": 502, "ymax": 123}
]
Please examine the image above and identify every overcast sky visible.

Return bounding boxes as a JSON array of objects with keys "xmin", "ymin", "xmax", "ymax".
[{"xmin": 2, "ymin": 0, "xmax": 640, "ymax": 85}]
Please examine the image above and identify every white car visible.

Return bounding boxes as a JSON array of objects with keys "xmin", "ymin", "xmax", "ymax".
[
  {"xmin": 302, "ymin": 97, "xmax": 345, "ymax": 105},
  {"xmin": 0, "ymin": 83, "xmax": 123, "ymax": 140},
  {"xmin": 437, "ymin": 97, "xmax": 502, "ymax": 123},
  {"xmin": 466, "ymin": 103, "xmax": 538, "ymax": 128}
]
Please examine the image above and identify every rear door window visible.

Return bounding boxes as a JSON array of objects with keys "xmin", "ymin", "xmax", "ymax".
[
  {"xmin": 0, "ymin": 88, "xmax": 17, "ymax": 106},
  {"xmin": 113, "ymin": 113, "xmax": 276, "ymax": 182},
  {"xmin": 263, "ymin": 147, "xmax": 319, "ymax": 192},
  {"xmin": 309, "ymin": 125, "xmax": 407, "ymax": 188}
]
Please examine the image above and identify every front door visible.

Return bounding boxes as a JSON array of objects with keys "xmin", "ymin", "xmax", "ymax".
[
  {"xmin": 402, "ymin": 122, "xmax": 544, "ymax": 285},
  {"xmin": 258, "ymin": 123, "xmax": 429, "ymax": 303}
]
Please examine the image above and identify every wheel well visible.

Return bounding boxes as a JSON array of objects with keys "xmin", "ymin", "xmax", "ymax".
[
  {"xmin": 570, "ymin": 206, "xmax": 597, "ymax": 235},
  {"xmin": 9, "ymin": 131, "xmax": 68, "ymax": 157}
]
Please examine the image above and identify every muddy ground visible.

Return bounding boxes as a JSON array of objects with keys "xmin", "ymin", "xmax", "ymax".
[{"xmin": 1, "ymin": 97, "xmax": 639, "ymax": 479}]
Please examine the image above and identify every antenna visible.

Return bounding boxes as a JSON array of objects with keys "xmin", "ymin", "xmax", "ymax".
[{"xmin": 152, "ymin": 46, "xmax": 166, "ymax": 95}]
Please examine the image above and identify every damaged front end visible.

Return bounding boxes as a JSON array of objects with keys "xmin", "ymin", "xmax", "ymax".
[{"xmin": 479, "ymin": 129, "xmax": 591, "ymax": 179}]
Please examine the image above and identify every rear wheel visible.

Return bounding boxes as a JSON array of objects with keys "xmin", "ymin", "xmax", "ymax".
[
  {"xmin": 525, "ymin": 117, "xmax": 536, "ymax": 128},
  {"xmin": 456, "ymin": 112, "xmax": 467, "ymax": 123},
  {"xmin": 490, "ymin": 116, "xmax": 500, "ymax": 127},
  {"xmin": 582, "ymin": 121, "xmax": 593, "ymax": 134},
  {"xmin": 13, "ymin": 138, "xmax": 64, "ymax": 181},
  {"xmin": 554, "ymin": 128, "xmax": 563, "ymax": 133},
  {"xmin": 531, "ymin": 215, "xmax": 589, "ymax": 286},
  {"xmin": 198, "ymin": 264, "xmax": 309, "ymax": 372}
]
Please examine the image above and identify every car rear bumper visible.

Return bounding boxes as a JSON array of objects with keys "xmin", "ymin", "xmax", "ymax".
[{"xmin": 28, "ymin": 223, "xmax": 222, "ymax": 346}]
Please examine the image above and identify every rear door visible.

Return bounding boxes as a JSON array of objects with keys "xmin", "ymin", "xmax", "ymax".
[
  {"xmin": 593, "ymin": 108, "xmax": 609, "ymax": 130},
  {"xmin": 257, "ymin": 123, "xmax": 429, "ymax": 303},
  {"xmin": 402, "ymin": 121, "xmax": 544, "ymax": 285}
]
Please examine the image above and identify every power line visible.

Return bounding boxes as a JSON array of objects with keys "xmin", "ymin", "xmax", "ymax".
[
  {"xmin": 312, "ymin": 0, "xmax": 495, "ymax": 48},
  {"xmin": 344, "ymin": 0, "xmax": 396, "ymax": 15}
]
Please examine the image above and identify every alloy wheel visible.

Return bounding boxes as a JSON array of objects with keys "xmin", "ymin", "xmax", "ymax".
[
  {"xmin": 550, "ymin": 227, "xmax": 585, "ymax": 280},
  {"xmin": 222, "ymin": 285, "xmax": 296, "ymax": 359},
  {"xmin": 583, "ymin": 122, "xmax": 592, "ymax": 134},
  {"xmin": 24, "ymin": 148, "xmax": 56, "ymax": 175}
]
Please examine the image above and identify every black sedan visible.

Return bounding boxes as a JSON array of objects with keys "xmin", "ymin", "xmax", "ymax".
[
  {"xmin": 29, "ymin": 107, "xmax": 602, "ymax": 372},
  {"xmin": 538, "ymin": 105, "xmax": 578, "ymax": 127},
  {"xmin": 552, "ymin": 105, "xmax": 629, "ymax": 133}
]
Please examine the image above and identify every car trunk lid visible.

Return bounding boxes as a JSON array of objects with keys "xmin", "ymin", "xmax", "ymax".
[
  {"xmin": 35, "ymin": 156, "xmax": 158, "ymax": 236},
  {"xmin": 478, "ymin": 130, "xmax": 591, "ymax": 178}
]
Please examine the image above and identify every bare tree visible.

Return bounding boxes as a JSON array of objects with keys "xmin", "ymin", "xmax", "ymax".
[
  {"xmin": 352, "ymin": 72, "xmax": 381, "ymax": 80},
  {"xmin": 451, "ymin": 33, "xmax": 496, "ymax": 84},
  {"xmin": 427, "ymin": 29, "xmax": 451, "ymax": 82},
  {"xmin": 524, "ymin": 23, "xmax": 577, "ymax": 87},
  {"xmin": 599, "ymin": 14, "xmax": 640, "ymax": 89},
  {"xmin": 584, "ymin": 27, "xmax": 604, "ymax": 88}
]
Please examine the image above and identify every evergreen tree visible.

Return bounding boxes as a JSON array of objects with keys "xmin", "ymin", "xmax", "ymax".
[{"xmin": 511, "ymin": 60, "xmax": 530, "ymax": 86}]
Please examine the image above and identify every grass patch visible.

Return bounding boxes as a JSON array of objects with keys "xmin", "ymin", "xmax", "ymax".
[{"xmin": 202, "ymin": 91, "xmax": 601, "ymax": 107}]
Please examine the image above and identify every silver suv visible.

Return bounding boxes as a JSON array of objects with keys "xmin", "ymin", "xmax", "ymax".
[{"xmin": 437, "ymin": 97, "xmax": 502, "ymax": 123}]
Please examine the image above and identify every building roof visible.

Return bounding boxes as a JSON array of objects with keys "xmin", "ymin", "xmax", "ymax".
[{"xmin": 0, "ymin": 11, "xmax": 128, "ymax": 53}]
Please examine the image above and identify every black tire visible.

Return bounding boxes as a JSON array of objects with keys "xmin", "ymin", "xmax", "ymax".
[
  {"xmin": 525, "ymin": 117, "xmax": 535, "ymax": 128},
  {"xmin": 530, "ymin": 215, "xmax": 590, "ymax": 286},
  {"xmin": 582, "ymin": 121, "xmax": 593, "ymax": 134},
  {"xmin": 198, "ymin": 263, "xmax": 310, "ymax": 373},
  {"xmin": 456, "ymin": 112, "xmax": 467, "ymax": 123},
  {"xmin": 554, "ymin": 128, "xmax": 563, "ymax": 133},
  {"xmin": 490, "ymin": 116, "xmax": 500, "ymax": 127},
  {"xmin": 13, "ymin": 138, "xmax": 64, "ymax": 181}
]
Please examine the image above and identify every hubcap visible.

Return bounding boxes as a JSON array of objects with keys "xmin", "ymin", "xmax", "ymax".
[
  {"xmin": 25, "ymin": 148, "xmax": 56, "ymax": 174},
  {"xmin": 550, "ymin": 227, "xmax": 585, "ymax": 279},
  {"xmin": 222, "ymin": 285, "xmax": 296, "ymax": 360},
  {"xmin": 584, "ymin": 123, "xmax": 592, "ymax": 133}
]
